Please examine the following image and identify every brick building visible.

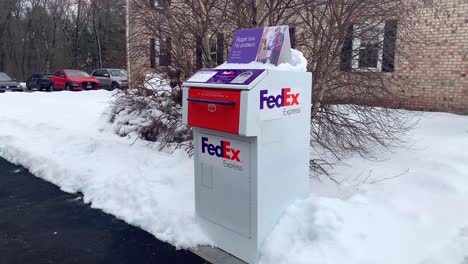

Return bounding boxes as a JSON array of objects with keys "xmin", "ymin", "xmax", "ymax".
[
  {"xmin": 126, "ymin": 0, "xmax": 468, "ymax": 113},
  {"xmin": 385, "ymin": 0, "xmax": 468, "ymax": 113}
]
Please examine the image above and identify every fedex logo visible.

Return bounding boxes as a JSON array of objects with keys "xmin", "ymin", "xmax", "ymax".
[
  {"xmin": 201, "ymin": 137, "xmax": 240, "ymax": 162},
  {"xmin": 222, "ymin": 71, "xmax": 235, "ymax": 75},
  {"xmin": 260, "ymin": 88, "xmax": 300, "ymax": 110}
]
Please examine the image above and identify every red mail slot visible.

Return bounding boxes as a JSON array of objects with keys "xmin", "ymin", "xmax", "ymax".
[{"xmin": 187, "ymin": 88, "xmax": 241, "ymax": 134}]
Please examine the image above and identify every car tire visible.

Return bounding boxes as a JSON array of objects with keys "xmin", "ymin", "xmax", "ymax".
[
  {"xmin": 111, "ymin": 82, "xmax": 119, "ymax": 90},
  {"xmin": 49, "ymin": 83, "xmax": 54, "ymax": 92},
  {"xmin": 66, "ymin": 84, "xmax": 71, "ymax": 91}
]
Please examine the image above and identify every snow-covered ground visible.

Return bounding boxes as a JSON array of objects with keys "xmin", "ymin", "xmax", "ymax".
[
  {"xmin": 0, "ymin": 91, "xmax": 467, "ymax": 264},
  {"xmin": 0, "ymin": 91, "xmax": 209, "ymax": 248}
]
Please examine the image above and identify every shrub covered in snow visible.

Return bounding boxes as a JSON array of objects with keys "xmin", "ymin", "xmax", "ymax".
[{"xmin": 110, "ymin": 73, "xmax": 192, "ymax": 152}]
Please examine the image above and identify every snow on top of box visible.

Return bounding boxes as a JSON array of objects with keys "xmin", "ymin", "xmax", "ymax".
[{"xmin": 216, "ymin": 49, "xmax": 308, "ymax": 72}]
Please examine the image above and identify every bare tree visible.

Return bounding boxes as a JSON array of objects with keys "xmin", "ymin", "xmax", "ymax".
[
  {"xmin": 222, "ymin": 0, "xmax": 433, "ymax": 175},
  {"xmin": 41, "ymin": 0, "xmax": 64, "ymax": 72},
  {"xmin": 116, "ymin": 0, "xmax": 235, "ymax": 149},
  {"xmin": 297, "ymin": 0, "xmax": 431, "ymax": 175},
  {"xmin": 0, "ymin": 0, "xmax": 18, "ymax": 72},
  {"xmin": 119, "ymin": 0, "xmax": 436, "ymax": 176},
  {"xmin": 0, "ymin": 0, "xmax": 126, "ymax": 80},
  {"xmin": 60, "ymin": 0, "xmax": 91, "ymax": 68}
]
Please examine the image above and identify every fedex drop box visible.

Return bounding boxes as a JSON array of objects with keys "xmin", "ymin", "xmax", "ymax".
[{"xmin": 182, "ymin": 26, "xmax": 312, "ymax": 264}]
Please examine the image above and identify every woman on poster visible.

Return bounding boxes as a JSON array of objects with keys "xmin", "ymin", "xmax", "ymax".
[{"xmin": 268, "ymin": 27, "xmax": 285, "ymax": 65}]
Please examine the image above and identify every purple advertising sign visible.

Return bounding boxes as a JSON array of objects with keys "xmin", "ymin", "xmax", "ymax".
[
  {"xmin": 227, "ymin": 26, "xmax": 291, "ymax": 66},
  {"xmin": 186, "ymin": 69, "xmax": 265, "ymax": 85},
  {"xmin": 227, "ymin": 28, "xmax": 264, "ymax": 64}
]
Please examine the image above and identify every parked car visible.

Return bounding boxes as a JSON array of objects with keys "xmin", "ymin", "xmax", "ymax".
[
  {"xmin": 0, "ymin": 72, "xmax": 23, "ymax": 93},
  {"xmin": 26, "ymin": 73, "xmax": 53, "ymax": 91},
  {"xmin": 49, "ymin": 69, "xmax": 100, "ymax": 91},
  {"xmin": 91, "ymin": 68, "xmax": 128, "ymax": 90}
]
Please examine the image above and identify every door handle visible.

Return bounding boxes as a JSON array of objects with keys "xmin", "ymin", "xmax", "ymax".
[{"xmin": 187, "ymin": 98, "xmax": 236, "ymax": 106}]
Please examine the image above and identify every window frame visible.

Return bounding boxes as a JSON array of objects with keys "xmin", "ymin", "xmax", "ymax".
[
  {"xmin": 92, "ymin": 70, "xmax": 108, "ymax": 77},
  {"xmin": 209, "ymin": 34, "xmax": 218, "ymax": 65},
  {"xmin": 159, "ymin": 38, "xmax": 169, "ymax": 67},
  {"xmin": 351, "ymin": 22, "xmax": 385, "ymax": 72},
  {"xmin": 197, "ymin": 33, "xmax": 224, "ymax": 68},
  {"xmin": 150, "ymin": 37, "xmax": 171, "ymax": 68},
  {"xmin": 109, "ymin": 70, "xmax": 122, "ymax": 77}
]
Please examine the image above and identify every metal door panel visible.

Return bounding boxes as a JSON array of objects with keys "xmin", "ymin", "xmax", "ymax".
[{"xmin": 196, "ymin": 133, "xmax": 251, "ymax": 238}]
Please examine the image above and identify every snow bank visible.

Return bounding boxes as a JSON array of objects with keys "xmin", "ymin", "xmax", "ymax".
[
  {"xmin": 261, "ymin": 112, "xmax": 468, "ymax": 264},
  {"xmin": 1, "ymin": 91, "xmax": 468, "ymax": 264},
  {"xmin": 0, "ymin": 91, "xmax": 210, "ymax": 248},
  {"xmin": 216, "ymin": 49, "xmax": 308, "ymax": 72}
]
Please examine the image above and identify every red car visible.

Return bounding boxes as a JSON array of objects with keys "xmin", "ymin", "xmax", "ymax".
[{"xmin": 49, "ymin": 69, "xmax": 100, "ymax": 91}]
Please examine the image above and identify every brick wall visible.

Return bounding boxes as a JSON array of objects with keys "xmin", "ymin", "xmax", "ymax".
[
  {"xmin": 390, "ymin": 0, "xmax": 468, "ymax": 113},
  {"xmin": 126, "ymin": 0, "xmax": 155, "ymax": 85}
]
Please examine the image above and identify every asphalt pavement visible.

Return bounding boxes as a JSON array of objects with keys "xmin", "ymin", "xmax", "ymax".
[{"xmin": 0, "ymin": 157, "xmax": 206, "ymax": 264}]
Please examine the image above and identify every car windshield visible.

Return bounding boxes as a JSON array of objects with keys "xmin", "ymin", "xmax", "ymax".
[
  {"xmin": 66, "ymin": 71, "xmax": 90, "ymax": 77},
  {"xmin": 110, "ymin": 70, "xmax": 122, "ymax": 76},
  {"xmin": 120, "ymin": 70, "xmax": 128, "ymax": 77},
  {"xmin": 42, "ymin": 74, "xmax": 52, "ymax": 79},
  {"xmin": 0, "ymin": 73, "xmax": 13, "ymax": 82}
]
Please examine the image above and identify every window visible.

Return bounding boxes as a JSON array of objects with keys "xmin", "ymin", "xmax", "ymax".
[
  {"xmin": 93, "ymin": 70, "xmax": 109, "ymax": 77},
  {"xmin": 110, "ymin": 70, "xmax": 122, "ymax": 76},
  {"xmin": 352, "ymin": 23, "xmax": 385, "ymax": 71},
  {"xmin": 66, "ymin": 71, "xmax": 90, "ymax": 77},
  {"xmin": 340, "ymin": 20, "xmax": 398, "ymax": 72},
  {"xmin": 210, "ymin": 36, "xmax": 217, "ymax": 64},
  {"xmin": 159, "ymin": 38, "xmax": 171, "ymax": 67},
  {"xmin": 150, "ymin": 38, "xmax": 156, "ymax": 68},
  {"xmin": 195, "ymin": 33, "xmax": 224, "ymax": 69},
  {"xmin": 0, "ymin": 73, "xmax": 12, "ymax": 82},
  {"xmin": 121, "ymin": 70, "xmax": 128, "ymax": 78},
  {"xmin": 150, "ymin": 37, "xmax": 171, "ymax": 68},
  {"xmin": 356, "ymin": 26, "xmax": 382, "ymax": 69},
  {"xmin": 217, "ymin": 33, "xmax": 225, "ymax": 65}
]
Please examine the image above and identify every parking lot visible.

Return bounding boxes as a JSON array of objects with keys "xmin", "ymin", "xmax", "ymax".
[{"xmin": 0, "ymin": 157, "xmax": 205, "ymax": 264}]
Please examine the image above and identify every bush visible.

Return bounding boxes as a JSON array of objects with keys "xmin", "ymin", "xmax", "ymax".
[{"xmin": 110, "ymin": 74, "xmax": 193, "ymax": 153}]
